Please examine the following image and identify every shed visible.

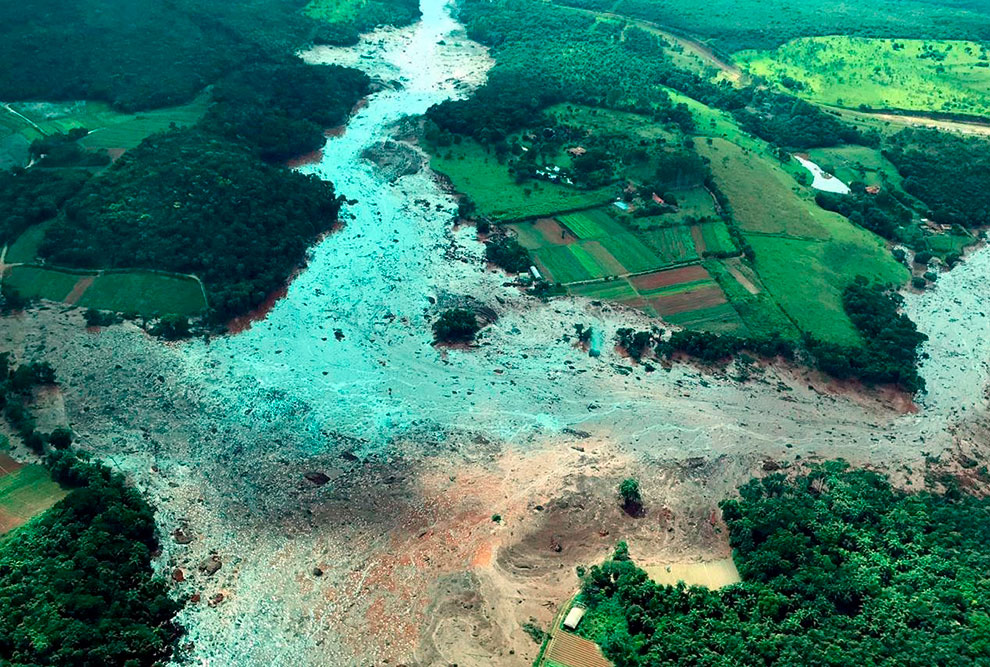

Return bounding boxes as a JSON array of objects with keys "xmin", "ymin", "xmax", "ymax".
[
  {"xmin": 563, "ymin": 605, "xmax": 586, "ymax": 630},
  {"xmin": 530, "ymin": 265, "xmax": 543, "ymax": 281}
]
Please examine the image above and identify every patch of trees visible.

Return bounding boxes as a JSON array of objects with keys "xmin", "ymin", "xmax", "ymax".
[
  {"xmin": 807, "ymin": 277, "xmax": 927, "ymax": 393},
  {"xmin": 579, "ymin": 462, "xmax": 990, "ymax": 665},
  {"xmin": 731, "ymin": 89, "xmax": 874, "ymax": 149},
  {"xmin": 0, "ymin": 448, "xmax": 182, "ymax": 665},
  {"xmin": 0, "ymin": 168, "xmax": 88, "ymax": 245},
  {"xmin": 885, "ymin": 128, "xmax": 990, "ymax": 228},
  {"xmin": 433, "ymin": 308, "xmax": 482, "ymax": 343},
  {"xmin": 203, "ymin": 60, "xmax": 370, "ymax": 162},
  {"xmin": 815, "ymin": 186, "xmax": 913, "ymax": 241},
  {"xmin": 485, "ymin": 236, "xmax": 531, "ymax": 273},
  {"xmin": 29, "ymin": 129, "xmax": 110, "ymax": 169},
  {"xmin": 40, "ymin": 130, "xmax": 343, "ymax": 322},
  {"xmin": 0, "ymin": 354, "xmax": 58, "ymax": 455},
  {"xmin": 657, "ymin": 330, "xmax": 796, "ymax": 363}
]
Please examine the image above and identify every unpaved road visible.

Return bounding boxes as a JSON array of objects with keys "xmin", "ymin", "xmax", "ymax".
[{"xmin": 2, "ymin": 1, "xmax": 990, "ymax": 665}]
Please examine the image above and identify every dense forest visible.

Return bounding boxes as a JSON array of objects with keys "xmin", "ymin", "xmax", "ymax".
[
  {"xmin": 579, "ymin": 462, "xmax": 990, "ymax": 665},
  {"xmin": 551, "ymin": 0, "xmax": 990, "ymax": 52},
  {"xmin": 40, "ymin": 130, "xmax": 343, "ymax": 321},
  {"xmin": 885, "ymin": 128, "xmax": 990, "ymax": 229},
  {"xmin": 203, "ymin": 59, "xmax": 370, "ymax": 162},
  {"xmin": 0, "ymin": 451, "xmax": 181, "ymax": 666},
  {"xmin": 0, "ymin": 0, "xmax": 409, "ymax": 112},
  {"xmin": 0, "ymin": 169, "xmax": 88, "ymax": 246}
]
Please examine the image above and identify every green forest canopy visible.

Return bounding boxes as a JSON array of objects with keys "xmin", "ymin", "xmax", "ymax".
[{"xmin": 579, "ymin": 462, "xmax": 990, "ymax": 665}]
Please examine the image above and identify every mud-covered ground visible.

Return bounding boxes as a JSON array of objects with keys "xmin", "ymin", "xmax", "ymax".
[{"xmin": 2, "ymin": 2, "xmax": 990, "ymax": 665}]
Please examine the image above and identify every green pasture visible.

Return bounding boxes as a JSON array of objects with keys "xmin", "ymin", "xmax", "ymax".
[
  {"xmin": 698, "ymin": 138, "xmax": 833, "ymax": 239},
  {"xmin": 737, "ymin": 37, "xmax": 990, "ymax": 117},
  {"xmin": 0, "ymin": 464, "xmax": 66, "ymax": 536},
  {"xmin": 665, "ymin": 302, "xmax": 748, "ymax": 334},
  {"xmin": 544, "ymin": 104, "xmax": 679, "ymax": 144},
  {"xmin": 430, "ymin": 139, "xmax": 614, "ymax": 221},
  {"xmin": 0, "ymin": 96, "xmax": 208, "ymax": 167},
  {"xmin": 4, "ymin": 221, "xmax": 51, "ymax": 264},
  {"xmin": 746, "ymin": 230, "xmax": 908, "ymax": 344},
  {"xmin": 804, "ymin": 145, "xmax": 903, "ymax": 189},
  {"xmin": 567, "ymin": 279, "xmax": 640, "ymax": 302},
  {"xmin": 77, "ymin": 272, "xmax": 206, "ymax": 316},
  {"xmin": 4, "ymin": 264, "xmax": 206, "ymax": 317},
  {"xmin": 596, "ymin": 233, "xmax": 662, "ymax": 273},
  {"xmin": 534, "ymin": 245, "xmax": 599, "ymax": 283}
]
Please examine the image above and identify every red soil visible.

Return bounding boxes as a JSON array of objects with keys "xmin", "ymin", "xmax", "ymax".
[
  {"xmin": 631, "ymin": 265, "xmax": 710, "ymax": 291},
  {"xmin": 650, "ymin": 285, "xmax": 726, "ymax": 315}
]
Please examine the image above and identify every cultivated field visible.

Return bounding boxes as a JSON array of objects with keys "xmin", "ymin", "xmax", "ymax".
[{"xmin": 0, "ymin": 454, "xmax": 65, "ymax": 535}]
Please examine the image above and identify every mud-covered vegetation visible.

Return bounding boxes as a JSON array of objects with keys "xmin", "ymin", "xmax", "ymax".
[{"xmin": 579, "ymin": 462, "xmax": 990, "ymax": 665}]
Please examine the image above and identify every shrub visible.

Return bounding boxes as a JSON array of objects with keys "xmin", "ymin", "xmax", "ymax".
[
  {"xmin": 484, "ymin": 236, "xmax": 530, "ymax": 273},
  {"xmin": 433, "ymin": 308, "xmax": 481, "ymax": 343}
]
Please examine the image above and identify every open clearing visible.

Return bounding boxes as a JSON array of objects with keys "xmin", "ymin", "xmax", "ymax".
[
  {"xmin": 738, "ymin": 37, "xmax": 990, "ymax": 117},
  {"xmin": 642, "ymin": 557, "xmax": 741, "ymax": 589}
]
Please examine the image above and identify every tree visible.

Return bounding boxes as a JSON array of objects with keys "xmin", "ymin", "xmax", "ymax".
[
  {"xmin": 433, "ymin": 309, "xmax": 481, "ymax": 344},
  {"xmin": 48, "ymin": 426, "xmax": 73, "ymax": 450},
  {"xmin": 152, "ymin": 314, "xmax": 190, "ymax": 340},
  {"xmin": 619, "ymin": 478, "xmax": 643, "ymax": 514}
]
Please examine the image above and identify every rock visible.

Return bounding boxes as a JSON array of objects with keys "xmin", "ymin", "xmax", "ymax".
[
  {"xmin": 762, "ymin": 459, "xmax": 781, "ymax": 471},
  {"xmin": 172, "ymin": 568, "xmax": 185, "ymax": 582},
  {"xmin": 172, "ymin": 529, "xmax": 193, "ymax": 544},
  {"xmin": 304, "ymin": 471, "xmax": 331, "ymax": 486},
  {"xmin": 190, "ymin": 593, "xmax": 201, "ymax": 604},
  {"xmin": 312, "ymin": 567, "xmax": 324, "ymax": 577},
  {"xmin": 209, "ymin": 593, "xmax": 225, "ymax": 607},
  {"xmin": 198, "ymin": 555, "xmax": 222, "ymax": 576}
]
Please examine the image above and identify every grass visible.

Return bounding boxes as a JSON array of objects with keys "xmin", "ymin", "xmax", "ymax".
[
  {"xmin": 737, "ymin": 37, "xmax": 990, "ymax": 117},
  {"xmin": 77, "ymin": 272, "xmax": 206, "ymax": 316},
  {"xmin": 534, "ymin": 246, "xmax": 598, "ymax": 283},
  {"xmin": 4, "ymin": 265, "xmax": 206, "ymax": 316},
  {"xmin": 698, "ymin": 221, "xmax": 737, "ymax": 253},
  {"xmin": 430, "ymin": 139, "xmax": 614, "ymax": 221},
  {"xmin": 747, "ymin": 231, "xmax": 908, "ymax": 344},
  {"xmin": 698, "ymin": 138, "xmax": 832, "ymax": 239},
  {"xmin": 4, "ymin": 266, "xmax": 80, "ymax": 302},
  {"xmin": 596, "ymin": 233, "xmax": 660, "ymax": 273},
  {"xmin": 0, "ymin": 96, "xmax": 208, "ymax": 167},
  {"xmin": 638, "ymin": 225, "xmax": 699, "ymax": 264},
  {"xmin": 4, "ymin": 221, "xmax": 52, "ymax": 264},
  {"xmin": 804, "ymin": 145, "xmax": 904, "ymax": 189},
  {"xmin": 665, "ymin": 302, "xmax": 748, "ymax": 334},
  {"xmin": 567, "ymin": 279, "xmax": 640, "ymax": 302},
  {"xmin": 0, "ymin": 464, "xmax": 66, "ymax": 536},
  {"xmin": 544, "ymin": 103, "xmax": 679, "ymax": 144}
]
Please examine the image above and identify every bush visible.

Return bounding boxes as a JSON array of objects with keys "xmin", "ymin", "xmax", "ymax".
[
  {"xmin": 152, "ymin": 314, "xmax": 191, "ymax": 340},
  {"xmin": 912, "ymin": 276, "xmax": 928, "ymax": 289},
  {"xmin": 619, "ymin": 478, "xmax": 642, "ymax": 514},
  {"xmin": 432, "ymin": 308, "xmax": 481, "ymax": 343},
  {"xmin": 484, "ymin": 236, "xmax": 530, "ymax": 273}
]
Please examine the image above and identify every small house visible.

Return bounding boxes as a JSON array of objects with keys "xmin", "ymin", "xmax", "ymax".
[
  {"xmin": 567, "ymin": 146, "xmax": 587, "ymax": 157},
  {"xmin": 865, "ymin": 185, "xmax": 880, "ymax": 195},
  {"xmin": 563, "ymin": 605, "xmax": 586, "ymax": 630}
]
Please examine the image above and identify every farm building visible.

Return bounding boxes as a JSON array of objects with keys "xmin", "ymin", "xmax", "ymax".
[{"xmin": 563, "ymin": 605, "xmax": 586, "ymax": 630}]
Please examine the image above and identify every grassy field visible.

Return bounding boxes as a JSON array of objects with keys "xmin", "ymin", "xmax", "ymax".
[
  {"xmin": 698, "ymin": 138, "xmax": 832, "ymax": 239},
  {"xmin": 0, "ymin": 458, "xmax": 66, "ymax": 535},
  {"xmin": 637, "ymin": 225, "xmax": 699, "ymax": 265},
  {"xmin": 430, "ymin": 139, "xmax": 614, "ymax": 221},
  {"xmin": 804, "ymin": 145, "xmax": 903, "ymax": 189},
  {"xmin": 557, "ymin": 208, "xmax": 627, "ymax": 239},
  {"xmin": 0, "ymin": 96, "xmax": 208, "ymax": 167},
  {"xmin": 4, "ymin": 265, "xmax": 207, "ymax": 317},
  {"xmin": 4, "ymin": 221, "xmax": 52, "ymax": 264},
  {"xmin": 737, "ymin": 37, "xmax": 990, "ymax": 117}
]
